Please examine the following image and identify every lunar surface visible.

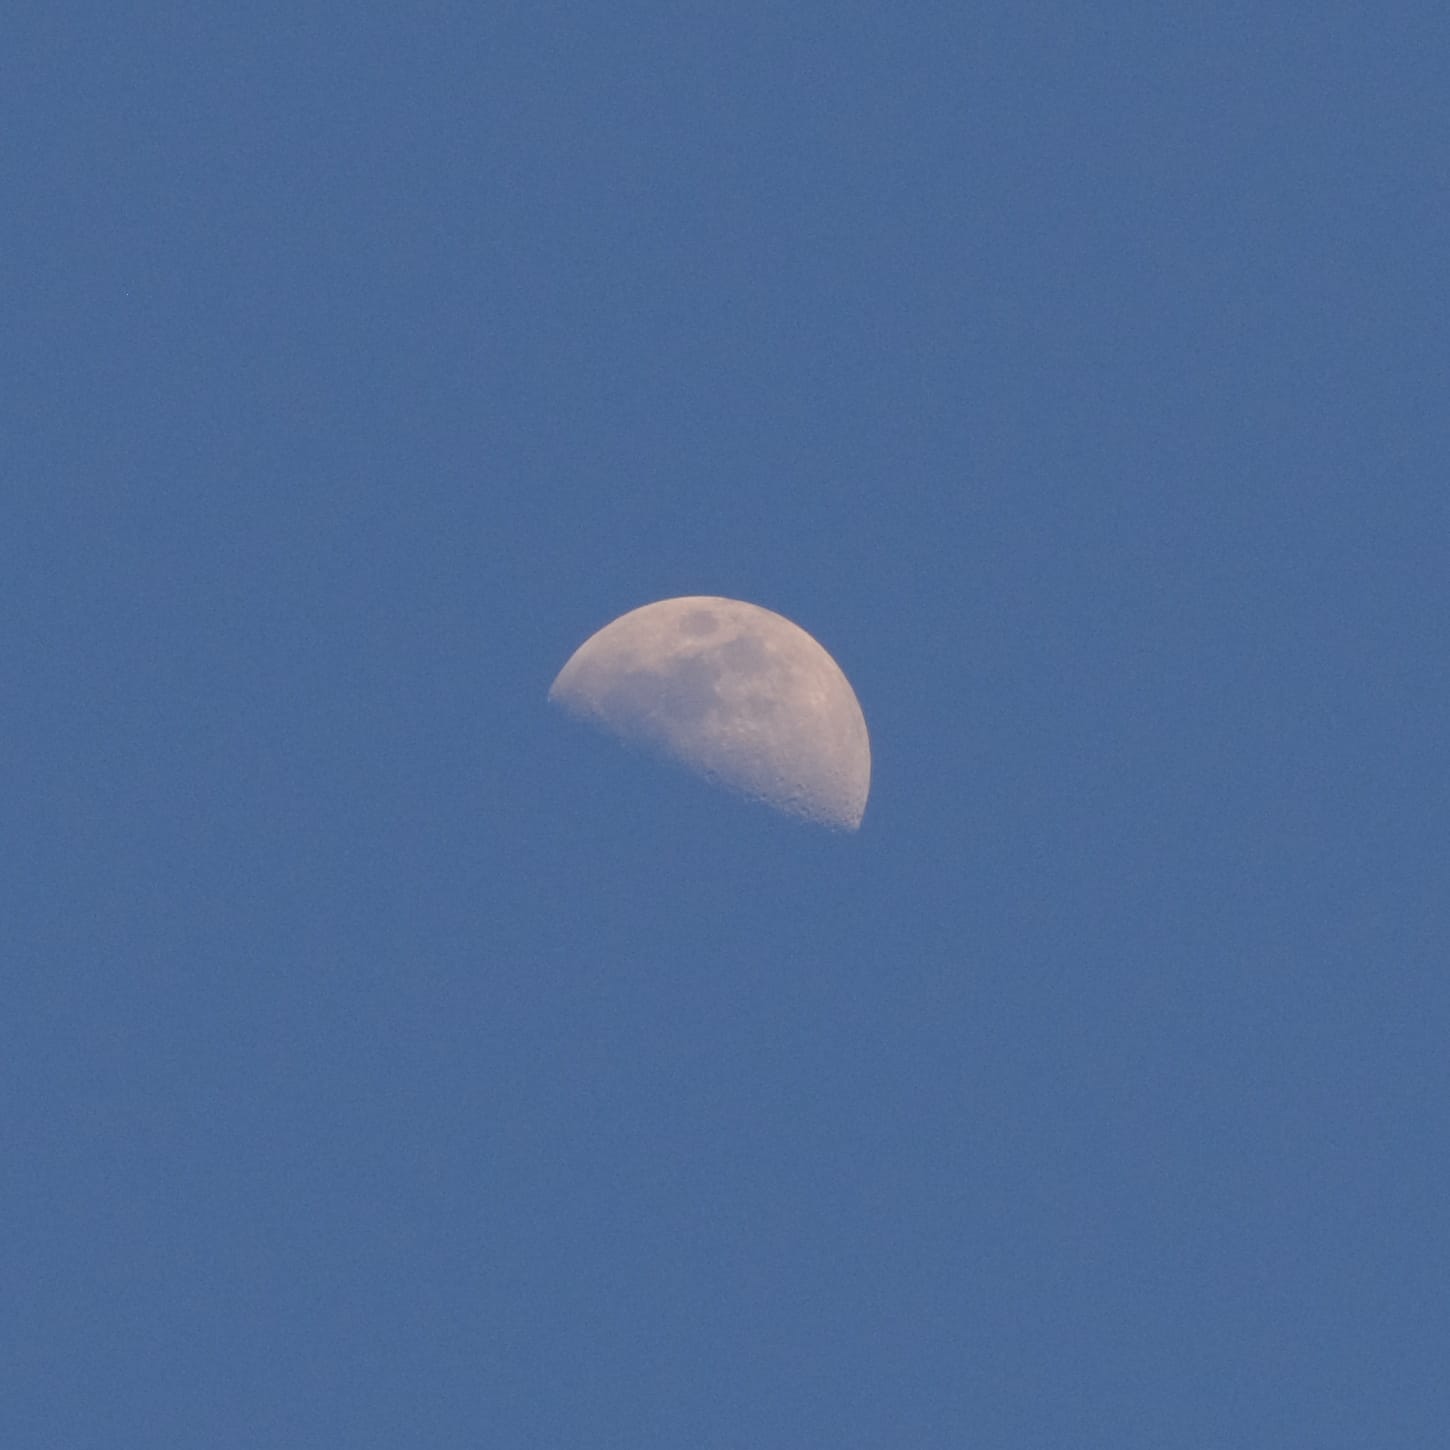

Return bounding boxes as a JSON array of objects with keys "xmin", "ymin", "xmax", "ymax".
[{"xmin": 549, "ymin": 596, "xmax": 870, "ymax": 830}]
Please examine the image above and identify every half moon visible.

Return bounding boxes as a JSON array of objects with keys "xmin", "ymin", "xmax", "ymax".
[{"xmin": 549, "ymin": 596, "xmax": 870, "ymax": 831}]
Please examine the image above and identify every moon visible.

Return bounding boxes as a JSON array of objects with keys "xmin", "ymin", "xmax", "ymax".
[{"xmin": 549, "ymin": 596, "xmax": 870, "ymax": 831}]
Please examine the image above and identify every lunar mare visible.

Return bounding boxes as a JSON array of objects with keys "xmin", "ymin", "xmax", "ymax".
[{"xmin": 549, "ymin": 596, "xmax": 870, "ymax": 830}]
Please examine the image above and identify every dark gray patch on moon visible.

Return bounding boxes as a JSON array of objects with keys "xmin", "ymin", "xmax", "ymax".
[
  {"xmin": 718, "ymin": 634, "xmax": 768, "ymax": 674},
  {"xmin": 681, "ymin": 609, "xmax": 718, "ymax": 638},
  {"xmin": 586, "ymin": 656, "xmax": 721, "ymax": 733}
]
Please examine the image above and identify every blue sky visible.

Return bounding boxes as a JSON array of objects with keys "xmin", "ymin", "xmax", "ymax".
[{"xmin": 7, "ymin": 4, "xmax": 1448, "ymax": 1446}]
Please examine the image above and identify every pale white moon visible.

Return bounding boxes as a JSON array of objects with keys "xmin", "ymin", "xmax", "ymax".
[{"xmin": 549, "ymin": 596, "xmax": 870, "ymax": 830}]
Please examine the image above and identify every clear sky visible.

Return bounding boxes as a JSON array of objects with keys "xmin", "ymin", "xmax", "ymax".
[{"xmin": 7, "ymin": 4, "xmax": 1448, "ymax": 1446}]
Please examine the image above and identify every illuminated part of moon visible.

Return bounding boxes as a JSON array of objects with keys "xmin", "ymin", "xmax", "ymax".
[{"xmin": 549, "ymin": 596, "xmax": 870, "ymax": 831}]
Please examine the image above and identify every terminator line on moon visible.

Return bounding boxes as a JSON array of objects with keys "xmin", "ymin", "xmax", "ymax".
[{"xmin": 549, "ymin": 596, "xmax": 871, "ymax": 831}]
